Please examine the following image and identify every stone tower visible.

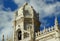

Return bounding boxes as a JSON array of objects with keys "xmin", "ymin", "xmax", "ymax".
[{"xmin": 13, "ymin": 3, "xmax": 40, "ymax": 41}]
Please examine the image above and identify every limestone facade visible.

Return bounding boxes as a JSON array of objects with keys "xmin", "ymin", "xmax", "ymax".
[
  {"xmin": 2, "ymin": 3, "xmax": 60, "ymax": 41},
  {"xmin": 13, "ymin": 3, "xmax": 60, "ymax": 41}
]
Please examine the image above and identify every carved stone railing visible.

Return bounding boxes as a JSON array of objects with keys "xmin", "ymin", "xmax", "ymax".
[{"xmin": 35, "ymin": 26, "xmax": 55, "ymax": 38}]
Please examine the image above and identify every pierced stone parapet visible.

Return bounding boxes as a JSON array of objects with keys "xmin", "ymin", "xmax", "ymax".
[{"xmin": 35, "ymin": 26, "xmax": 56, "ymax": 38}]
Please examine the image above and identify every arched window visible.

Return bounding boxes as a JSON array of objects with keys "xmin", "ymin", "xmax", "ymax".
[
  {"xmin": 24, "ymin": 32, "xmax": 29, "ymax": 38},
  {"xmin": 24, "ymin": 10, "xmax": 32, "ymax": 17}
]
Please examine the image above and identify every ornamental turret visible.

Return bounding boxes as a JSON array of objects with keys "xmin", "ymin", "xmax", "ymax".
[{"xmin": 2, "ymin": 34, "xmax": 4, "ymax": 41}]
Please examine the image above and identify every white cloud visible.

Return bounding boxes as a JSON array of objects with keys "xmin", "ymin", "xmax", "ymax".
[
  {"xmin": 29, "ymin": 0, "xmax": 60, "ymax": 18},
  {"xmin": 0, "ymin": 5, "xmax": 14, "ymax": 41},
  {"xmin": 14, "ymin": 0, "xmax": 57, "ymax": 16},
  {"xmin": 14, "ymin": 0, "xmax": 24, "ymax": 4},
  {"xmin": 0, "ymin": 11, "xmax": 13, "ymax": 40},
  {"xmin": 13, "ymin": 0, "xmax": 60, "ymax": 18},
  {"xmin": 0, "ymin": 4, "xmax": 4, "ymax": 10},
  {"xmin": 13, "ymin": 0, "xmax": 27, "ymax": 7},
  {"xmin": 0, "ymin": 0, "xmax": 60, "ymax": 41},
  {"xmin": 13, "ymin": 0, "xmax": 54, "ymax": 18},
  {"xmin": 0, "ymin": 22, "xmax": 13, "ymax": 40},
  {"xmin": 42, "ymin": 4, "xmax": 56, "ymax": 14},
  {"xmin": 0, "ymin": 0, "xmax": 16, "ymax": 41}
]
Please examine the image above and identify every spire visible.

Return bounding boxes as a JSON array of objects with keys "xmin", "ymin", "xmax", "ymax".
[
  {"xmin": 44, "ymin": 26, "xmax": 45, "ymax": 32},
  {"xmin": 55, "ymin": 17, "xmax": 58, "ymax": 26},
  {"xmin": 2, "ymin": 34, "xmax": 4, "ymax": 41},
  {"xmin": 43, "ymin": 26, "xmax": 46, "ymax": 33},
  {"xmin": 54, "ymin": 17, "xmax": 59, "ymax": 31},
  {"xmin": 44, "ymin": 26, "xmax": 45, "ymax": 30}
]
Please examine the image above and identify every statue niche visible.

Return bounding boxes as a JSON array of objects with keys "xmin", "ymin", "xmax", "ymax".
[{"xmin": 18, "ymin": 31, "xmax": 22, "ymax": 40}]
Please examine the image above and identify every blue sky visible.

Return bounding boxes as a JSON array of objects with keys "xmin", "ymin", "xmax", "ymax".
[{"xmin": 0, "ymin": 0, "xmax": 60, "ymax": 41}]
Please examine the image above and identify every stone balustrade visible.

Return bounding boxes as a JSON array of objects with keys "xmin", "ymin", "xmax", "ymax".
[{"xmin": 35, "ymin": 26, "xmax": 55, "ymax": 37}]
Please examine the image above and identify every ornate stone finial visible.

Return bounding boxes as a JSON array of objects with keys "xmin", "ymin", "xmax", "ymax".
[
  {"xmin": 48, "ymin": 27, "xmax": 51, "ymax": 32},
  {"xmin": 2, "ymin": 34, "xmax": 4, "ymax": 41},
  {"xmin": 53, "ymin": 27, "xmax": 55, "ymax": 30},
  {"xmin": 23, "ymin": 2, "xmax": 28, "ymax": 7},
  {"xmin": 45, "ymin": 28, "xmax": 48, "ymax": 33},
  {"xmin": 31, "ymin": 6, "xmax": 33, "ymax": 9},
  {"xmin": 6, "ymin": 35, "xmax": 8, "ymax": 41},
  {"xmin": 35, "ymin": 32, "xmax": 38, "ymax": 37},
  {"xmin": 50, "ymin": 26, "xmax": 55, "ymax": 31},
  {"xmin": 51, "ymin": 26, "xmax": 54, "ymax": 31},
  {"xmin": 54, "ymin": 17, "xmax": 59, "ymax": 31},
  {"xmin": 40, "ymin": 31, "xmax": 43, "ymax": 34},
  {"xmin": 44, "ymin": 26, "xmax": 46, "ymax": 32},
  {"xmin": 37, "ymin": 31, "xmax": 40, "ymax": 36},
  {"xmin": 55, "ymin": 17, "xmax": 58, "ymax": 26}
]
